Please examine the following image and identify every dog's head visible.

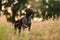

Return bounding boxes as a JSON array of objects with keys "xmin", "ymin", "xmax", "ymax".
[{"xmin": 25, "ymin": 8, "xmax": 36, "ymax": 18}]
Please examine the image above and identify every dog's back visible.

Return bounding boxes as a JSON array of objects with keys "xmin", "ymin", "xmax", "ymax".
[{"xmin": 14, "ymin": 17, "xmax": 23, "ymax": 29}]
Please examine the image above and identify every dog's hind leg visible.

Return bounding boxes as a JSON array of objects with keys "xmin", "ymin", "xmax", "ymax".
[{"xmin": 18, "ymin": 26, "xmax": 21, "ymax": 34}]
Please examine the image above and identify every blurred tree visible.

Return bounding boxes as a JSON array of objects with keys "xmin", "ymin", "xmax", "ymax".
[
  {"xmin": 1, "ymin": 0, "xmax": 60, "ymax": 23},
  {"xmin": 0, "ymin": 0, "xmax": 2, "ymax": 11},
  {"xmin": 38, "ymin": 0, "xmax": 60, "ymax": 20},
  {"xmin": 47, "ymin": 0, "xmax": 60, "ymax": 19},
  {"xmin": 7, "ymin": 0, "xmax": 28, "ymax": 23}
]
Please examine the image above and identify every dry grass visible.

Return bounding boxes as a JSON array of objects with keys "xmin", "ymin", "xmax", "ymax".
[
  {"xmin": 6, "ymin": 18, "xmax": 60, "ymax": 40},
  {"xmin": 31, "ymin": 19, "xmax": 60, "ymax": 40},
  {"xmin": 0, "ymin": 15, "xmax": 60, "ymax": 40}
]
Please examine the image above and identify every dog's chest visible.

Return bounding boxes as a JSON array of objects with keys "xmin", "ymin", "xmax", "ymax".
[{"xmin": 22, "ymin": 17, "xmax": 31, "ymax": 25}]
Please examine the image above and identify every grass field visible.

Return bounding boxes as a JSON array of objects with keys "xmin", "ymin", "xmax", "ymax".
[
  {"xmin": 0, "ymin": 23, "xmax": 7, "ymax": 40},
  {"xmin": 0, "ymin": 19, "xmax": 60, "ymax": 40}
]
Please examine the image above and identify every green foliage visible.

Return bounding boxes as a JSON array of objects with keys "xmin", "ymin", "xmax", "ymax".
[
  {"xmin": 37, "ymin": 0, "xmax": 60, "ymax": 19},
  {"xmin": 36, "ymin": 11, "xmax": 41, "ymax": 18},
  {"xmin": 2, "ymin": 0, "xmax": 60, "ymax": 23}
]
